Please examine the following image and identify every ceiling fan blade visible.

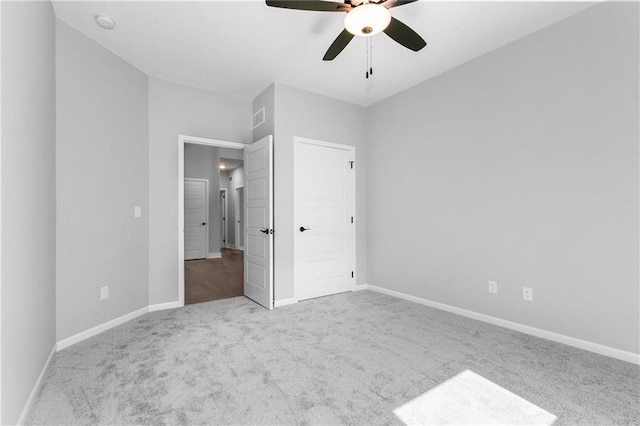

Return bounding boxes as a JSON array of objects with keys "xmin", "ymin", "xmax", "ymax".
[
  {"xmin": 380, "ymin": 0, "xmax": 419, "ymax": 8},
  {"xmin": 265, "ymin": 0, "xmax": 350, "ymax": 12},
  {"xmin": 383, "ymin": 17, "xmax": 426, "ymax": 52},
  {"xmin": 323, "ymin": 29, "xmax": 355, "ymax": 61}
]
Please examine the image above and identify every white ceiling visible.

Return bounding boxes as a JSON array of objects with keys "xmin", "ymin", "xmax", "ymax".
[{"xmin": 52, "ymin": 1, "xmax": 596, "ymax": 107}]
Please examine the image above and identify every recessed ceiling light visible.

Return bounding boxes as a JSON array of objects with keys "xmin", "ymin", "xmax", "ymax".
[
  {"xmin": 219, "ymin": 164, "xmax": 226, "ymax": 170},
  {"xmin": 95, "ymin": 14, "xmax": 116, "ymax": 30}
]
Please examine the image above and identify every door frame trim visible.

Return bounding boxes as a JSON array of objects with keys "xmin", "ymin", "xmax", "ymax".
[
  {"xmin": 234, "ymin": 185, "xmax": 245, "ymax": 250},
  {"xmin": 219, "ymin": 188, "xmax": 228, "ymax": 249},
  {"xmin": 184, "ymin": 178, "xmax": 209, "ymax": 260},
  {"xmin": 293, "ymin": 136, "xmax": 356, "ymax": 303},
  {"xmin": 178, "ymin": 134, "xmax": 246, "ymax": 306}
]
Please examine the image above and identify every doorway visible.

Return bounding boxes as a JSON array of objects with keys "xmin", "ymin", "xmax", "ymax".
[
  {"xmin": 178, "ymin": 134, "xmax": 274, "ymax": 310},
  {"xmin": 184, "ymin": 178, "xmax": 208, "ymax": 260},
  {"xmin": 294, "ymin": 137, "xmax": 356, "ymax": 301}
]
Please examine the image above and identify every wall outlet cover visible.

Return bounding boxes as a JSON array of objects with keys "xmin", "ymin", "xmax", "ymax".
[
  {"xmin": 489, "ymin": 281, "xmax": 498, "ymax": 294},
  {"xmin": 523, "ymin": 286, "xmax": 533, "ymax": 301}
]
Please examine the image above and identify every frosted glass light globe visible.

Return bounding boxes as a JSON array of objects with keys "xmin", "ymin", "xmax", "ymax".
[{"xmin": 344, "ymin": 4, "xmax": 391, "ymax": 37}]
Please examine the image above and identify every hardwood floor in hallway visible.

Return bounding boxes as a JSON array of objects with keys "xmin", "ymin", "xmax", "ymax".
[{"xmin": 185, "ymin": 248, "xmax": 243, "ymax": 305}]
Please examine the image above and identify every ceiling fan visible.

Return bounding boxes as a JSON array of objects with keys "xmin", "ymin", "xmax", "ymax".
[{"xmin": 265, "ymin": 0, "xmax": 427, "ymax": 61}]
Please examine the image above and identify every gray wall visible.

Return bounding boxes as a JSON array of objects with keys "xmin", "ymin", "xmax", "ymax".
[
  {"xmin": 184, "ymin": 144, "xmax": 221, "ymax": 256},
  {"xmin": 366, "ymin": 2, "xmax": 639, "ymax": 354},
  {"xmin": 148, "ymin": 78, "xmax": 251, "ymax": 304},
  {"xmin": 56, "ymin": 21, "xmax": 149, "ymax": 341},
  {"xmin": 1, "ymin": 2, "xmax": 56, "ymax": 423},
  {"xmin": 255, "ymin": 83, "xmax": 367, "ymax": 301},
  {"xmin": 252, "ymin": 84, "xmax": 275, "ymax": 142}
]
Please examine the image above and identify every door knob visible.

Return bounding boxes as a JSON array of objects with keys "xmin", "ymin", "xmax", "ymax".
[
  {"xmin": 202, "ymin": 222, "xmax": 206, "ymax": 226},
  {"xmin": 260, "ymin": 228, "xmax": 269, "ymax": 234},
  {"xmin": 299, "ymin": 226, "xmax": 310, "ymax": 232}
]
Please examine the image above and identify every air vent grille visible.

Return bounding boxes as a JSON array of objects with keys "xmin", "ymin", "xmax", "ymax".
[{"xmin": 252, "ymin": 107, "xmax": 265, "ymax": 129}]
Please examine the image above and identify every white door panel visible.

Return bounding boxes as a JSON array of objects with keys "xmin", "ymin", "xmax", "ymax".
[
  {"xmin": 184, "ymin": 179, "xmax": 208, "ymax": 260},
  {"xmin": 243, "ymin": 135, "xmax": 274, "ymax": 310},
  {"xmin": 295, "ymin": 139, "xmax": 356, "ymax": 301}
]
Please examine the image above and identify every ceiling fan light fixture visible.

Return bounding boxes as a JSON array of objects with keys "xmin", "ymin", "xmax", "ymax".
[{"xmin": 344, "ymin": 4, "xmax": 391, "ymax": 37}]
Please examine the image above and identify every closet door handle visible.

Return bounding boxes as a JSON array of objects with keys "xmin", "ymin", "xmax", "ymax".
[
  {"xmin": 299, "ymin": 227, "xmax": 310, "ymax": 232},
  {"xmin": 260, "ymin": 228, "xmax": 269, "ymax": 234}
]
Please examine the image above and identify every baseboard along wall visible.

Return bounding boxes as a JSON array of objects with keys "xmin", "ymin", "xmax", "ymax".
[
  {"xmin": 274, "ymin": 297, "xmax": 298, "ymax": 308},
  {"xmin": 16, "ymin": 345, "xmax": 56, "ymax": 426},
  {"xmin": 354, "ymin": 284, "xmax": 640, "ymax": 365},
  {"xmin": 207, "ymin": 252, "xmax": 222, "ymax": 259}
]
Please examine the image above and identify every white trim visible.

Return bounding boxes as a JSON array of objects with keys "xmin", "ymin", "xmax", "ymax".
[
  {"xmin": 219, "ymin": 188, "xmax": 228, "ymax": 248},
  {"xmin": 178, "ymin": 134, "xmax": 246, "ymax": 150},
  {"xmin": 0, "ymin": 3, "xmax": 4, "ymax": 419},
  {"xmin": 57, "ymin": 301, "xmax": 182, "ymax": 350},
  {"xmin": 293, "ymin": 137, "xmax": 356, "ymax": 302},
  {"xmin": 353, "ymin": 284, "xmax": 370, "ymax": 292},
  {"xmin": 234, "ymin": 185, "xmax": 244, "ymax": 250},
  {"xmin": 207, "ymin": 252, "xmax": 222, "ymax": 259},
  {"xmin": 148, "ymin": 301, "xmax": 183, "ymax": 312},
  {"xmin": 16, "ymin": 345, "xmax": 55, "ymax": 426},
  {"xmin": 56, "ymin": 307, "xmax": 148, "ymax": 351},
  {"xmin": 178, "ymin": 135, "xmax": 246, "ymax": 308},
  {"xmin": 362, "ymin": 284, "xmax": 640, "ymax": 365},
  {"xmin": 274, "ymin": 297, "xmax": 298, "ymax": 308},
  {"xmin": 184, "ymin": 178, "xmax": 209, "ymax": 260}
]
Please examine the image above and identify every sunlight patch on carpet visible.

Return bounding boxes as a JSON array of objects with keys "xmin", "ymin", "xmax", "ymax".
[{"xmin": 394, "ymin": 370, "xmax": 557, "ymax": 425}]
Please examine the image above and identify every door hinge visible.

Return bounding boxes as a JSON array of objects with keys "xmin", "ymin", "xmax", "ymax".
[
  {"xmin": 351, "ymin": 216, "xmax": 354, "ymax": 224},
  {"xmin": 349, "ymin": 161, "xmax": 354, "ymax": 169},
  {"xmin": 351, "ymin": 271, "xmax": 354, "ymax": 278}
]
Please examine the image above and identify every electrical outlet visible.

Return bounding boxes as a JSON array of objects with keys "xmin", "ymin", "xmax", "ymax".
[
  {"xmin": 101, "ymin": 286, "xmax": 109, "ymax": 300},
  {"xmin": 523, "ymin": 287, "xmax": 533, "ymax": 301},
  {"xmin": 134, "ymin": 206, "xmax": 142, "ymax": 218},
  {"xmin": 488, "ymin": 281, "xmax": 498, "ymax": 294}
]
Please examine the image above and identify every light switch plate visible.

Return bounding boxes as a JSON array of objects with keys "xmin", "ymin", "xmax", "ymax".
[{"xmin": 134, "ymin": 206, "xmax": 142, "ymax": 218}]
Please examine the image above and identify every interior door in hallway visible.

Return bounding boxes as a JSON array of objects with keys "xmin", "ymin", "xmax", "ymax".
[
  {"xmin": 184, "ymin": 179, "xmax": 208, "ymax": 260},
  {"xmin": 295, "ymin": 138, "xmax": 356, "ymax": 301},
  {"xmin": 244, "ymin": 135, "xmax": 274, "ymax": 310}
]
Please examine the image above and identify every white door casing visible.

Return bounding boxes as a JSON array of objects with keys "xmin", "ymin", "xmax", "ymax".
[
  {"xmin": 244, "ymin": 135, "xmax": 274, "ymax": 310},
  {"xmin": 235, "ymin": 186, "xmax": 245, "ymax": 250},
  {"xmin": 294, "ymin": 137, "xmax": 356, "ymax": 301},
  {"xmin": 220, "ymin": 189, "xmax": 227, "ymax": 248},
  {"xmin": 178, "ymin": 134, "xmax": 246, "ymax": 307},
  {"xmin": 184, "ymin": 179, "xmax": 208, "ymax": 260}
]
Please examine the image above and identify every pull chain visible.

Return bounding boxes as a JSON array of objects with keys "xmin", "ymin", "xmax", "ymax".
[
  {"xmin": 370, "ymin": 36, "xmax": 373, "ymax": 76},
  {"xmin": 365, "ymin": 37, "xmax": 374, "ymax": 79},
  {"xmin": 365, "ymin": 37, "xmax": 369, "ymax": 79}
]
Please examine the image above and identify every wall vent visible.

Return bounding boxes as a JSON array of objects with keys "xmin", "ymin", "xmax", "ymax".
[{"xmin": 252, "ymin": 107, "xmax": 265, "ymax": 129}]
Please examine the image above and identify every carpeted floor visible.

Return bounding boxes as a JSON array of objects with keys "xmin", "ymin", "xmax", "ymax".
[
  {"xmin": 185, "ymin": 248, "xmax": 243, "ymax": 305},
  {"xmin": 26, "ymin": 291, "xmax": 639, "ymax": 425}
]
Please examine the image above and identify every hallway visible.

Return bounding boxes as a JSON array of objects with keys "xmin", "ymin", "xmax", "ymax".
[{"xmin": 185, "ymin": 248, "xmax": 244, "ymax": 304}]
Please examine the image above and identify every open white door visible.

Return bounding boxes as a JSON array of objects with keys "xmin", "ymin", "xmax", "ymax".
[{"xmin": 244, "ymin": 135, "xmax": 274, "ymax": 310}]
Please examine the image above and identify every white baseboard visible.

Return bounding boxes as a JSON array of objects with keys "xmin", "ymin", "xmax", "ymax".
[
  {"xmin": 17, "ymin": 344, "xmax": 56, "ymax": 425},
  {"xmin": 56, "ymin": 307, "xmax": 148, "ymax": 351},
  {"xmin": 362, "ymin": 284, "xmax": 640, "ymax": 365},
  {"xmin": 148, "ymin": 301, "xmax": 183, "ymax": 312},
  {"xmin": 207, "ymin": 252, "xmax": 221, "ymax": 259},
  {"xmin": 274, "ymin": 297, "xmax": 298, "ymax": 308},
  {"xmin": 57, "ymin": 300, "xmax": 183, "ymax": 351}
]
